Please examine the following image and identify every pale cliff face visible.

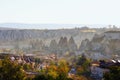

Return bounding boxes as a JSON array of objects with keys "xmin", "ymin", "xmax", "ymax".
[
  {"xmin": 80, "ymin": 31, "xmax": 120, "ymax": 59},
  {"xmin": 105, "ymin": 33, "xmax": 120, "ymax": 39}
]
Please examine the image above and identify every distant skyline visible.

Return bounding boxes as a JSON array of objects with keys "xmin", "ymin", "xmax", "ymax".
[{"xmin": 0, "ymin": 0, "xmax": 120, "ymax": 29}]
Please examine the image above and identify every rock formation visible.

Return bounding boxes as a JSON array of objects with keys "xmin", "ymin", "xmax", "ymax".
[
  {"xmin": 68, "ymin": 36, "xmax": 77, "ymax": 52},
  {"xmin": 49, "ymin": 39, "xmax": 58, "ymax": 53},
  {"xmin": 80, "ymin": 31, "xmax": 120, "ymax": 59},
  {"xmin": 58, "ymin": 37, "xmax": 69, "ymax": 53}
]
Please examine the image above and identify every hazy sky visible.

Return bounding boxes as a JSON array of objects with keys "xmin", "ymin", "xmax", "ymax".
[{"xmin": 0, "ymin": 0, "xmax": 120, "ymax": 25}]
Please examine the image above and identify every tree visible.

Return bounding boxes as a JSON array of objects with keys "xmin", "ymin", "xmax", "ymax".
[
  {"xmin": 0, "ymin": 57, "xmax": 26, "ymax": 80},
  {"xmin": 77, "ymin": 54, "xmax": 87, "ymax": 65},
  {"xmin": 104, "ymin": 66, "xmax": 120, "ymax": 80},
  {"xmin": 33, "ymin": 74, "xmax": 48, "ymax": 80},
  {"xmin": 76, "ymin": 54, "xmax": 91, "ymax": 77},
  {"xmin": 56, "ymin": 59, "xmax": 70, "ymax": 80},
  {"xmin": 23, "ymin": 63, "xmax": 33, "ymax": 71},
  {"xmin": 33, "ymin": 59, "xmax": 72, "ymax": 80}
]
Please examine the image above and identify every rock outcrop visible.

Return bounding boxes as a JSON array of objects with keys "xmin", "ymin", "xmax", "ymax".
[
  {"xmin": 49, "ymin": 39, "xmax": 58, "ymax": 53},
  {"xmin": 68, "ymin": 37, "xmax": 77, "ymax": 52},
  {"xmin": 80, "ymin": 31, "xmax": 120, "ymax": 59}
]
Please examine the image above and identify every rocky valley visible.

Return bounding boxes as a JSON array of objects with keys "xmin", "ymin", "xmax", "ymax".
[{"xmin": 0, "ymin": 26, "xmax": 120, "ymax": 60}]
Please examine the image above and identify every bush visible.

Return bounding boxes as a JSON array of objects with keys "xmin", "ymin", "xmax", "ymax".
[
  {"xmin": 0, "ymin": 57, "xmax": 26, "ymax": 80},
  {"xmin": 104, "ymin": 66, "xmax": 120, "ymax": 80}
]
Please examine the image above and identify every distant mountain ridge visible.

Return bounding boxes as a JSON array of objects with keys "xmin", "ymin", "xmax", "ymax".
[
  {"xmin": 0, "ymin": 23, "xmax": 108, "ymax": 29},
  {"xmin": 0, "ymin": 27, "xmax": 17, "ymax": 30},
  {"xmin": 0, "ymin": 28, "xmax": 96, "ymax": 43},
  {"xmin": 0, "ymin": 23, "xmax": 119, "ymax": 47}
]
